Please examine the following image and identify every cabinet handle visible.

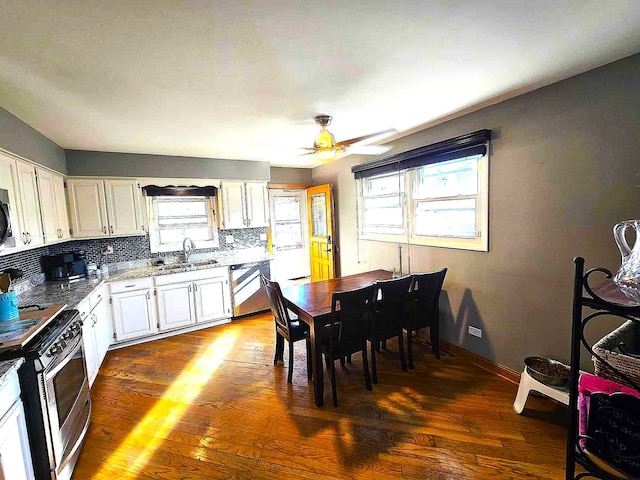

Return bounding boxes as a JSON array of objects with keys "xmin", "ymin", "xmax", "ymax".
[
  {"xmin": 194, "ymin": 283, "xmax": 198, "ymax": 292},
  {"xmin": 26, "ymin": 232, "xmax": 31, "ymax": 244},
  {"xmin": 189, "ymin": 284, "xmax": 192, "ymax": 292},
  {"xmin": 141, "ymin": 225, "xmax": 146, "ymax": 232},
  {"xmin": 124, "ymin": 284, "xmax": 136, "ymax": 288},
  {"xmin": 146, "ymin": 291, "xmax": 151, "ymax": 300},
  {"xmin": 22, "ymin": 232, "xmax": 26, "ymax": 244},
  {"xmin": 103, "ymin": 226, "xmax": 107, "ymax": 234},
  {"xmin": 110, "ymin": 225, "xmax": 114, "ymax": 234}
]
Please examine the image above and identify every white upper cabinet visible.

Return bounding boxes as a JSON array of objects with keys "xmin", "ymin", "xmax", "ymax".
[
  {"xmin": 15, "ymin": 160, "xmax": 44, "ymax": 247},
  {"xmin": 104, "ymin": 179, "xmax": 144, "ymax": 236},
  {"xmin": 245, "ymin": 182, "xmax": 269, "ymax": 227},
  {"xmin": 220, "ymin": 181, "xmax": 268, "ymax": 229},
  {"xmin": 36, "ymin": 168, "xmax": 70, "ymax": 243},
  {"xmin": 53, "ymin": 174, "xmax": 70, "ymax": 241},
  {"xmin": 67, "ymin": 178, "xmax": 109, "ymax": 237},
  {"xmin": 67, "ymin": 177, "xmax": 144, "ymax": 238},
  {"xmin": 0, "ymin": 152, "xmax": 24, "ymax": 248}
]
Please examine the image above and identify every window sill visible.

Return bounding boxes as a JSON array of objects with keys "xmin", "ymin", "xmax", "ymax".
[{"xmin": 359, "ymin": 233, "xmax": 488, "ymax": 252}]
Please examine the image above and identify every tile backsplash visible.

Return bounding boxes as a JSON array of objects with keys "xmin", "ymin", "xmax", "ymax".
[{"xmin": 0, "ymin": 227, "xmax": 267, "ymax": 293}]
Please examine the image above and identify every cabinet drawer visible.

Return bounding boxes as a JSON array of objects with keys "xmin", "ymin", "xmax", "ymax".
[
  {"xmin": 154, "ymin": 267, "xmax": 228, "ymax": 286},
  {"xmin": 89, "ymin": 286, "xmax": 105, "ymax": 310},
  {"xmin": 77, "ymin": 298, "xmax": 91, "ymax": 321},
  {"xmin": 108, "ymin": 277, "xmax": 153, "ymax": 294},
  {"xmin": 0, "ymin": 369, "xmax": 20, "ymax": 418}
]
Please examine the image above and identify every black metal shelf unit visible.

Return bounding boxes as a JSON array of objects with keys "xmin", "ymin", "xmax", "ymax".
[{"xmin": 567, "ymin": 257, "xmax": 640, "ymax": 480}]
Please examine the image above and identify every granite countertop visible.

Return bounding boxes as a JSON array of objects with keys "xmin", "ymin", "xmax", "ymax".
[
  {"xmin": 17, "ymin": 250, "xmax": 274, "ymax": 309},
  {"xmin": 0, "ymin": 358, "xmax": 24, "ymax": 389},
  {"xmin": 18, "ymin": 277, "xmax": 104, "ymax": 310}
]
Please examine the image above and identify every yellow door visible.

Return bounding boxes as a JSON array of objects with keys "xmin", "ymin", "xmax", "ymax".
[{"xmin": 307, "ymin": 184, "xmax": 336, "ymax": 282}]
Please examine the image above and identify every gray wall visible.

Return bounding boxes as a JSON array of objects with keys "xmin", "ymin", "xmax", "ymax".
[
  {"xmin": 313, "ymin": 53, "xmax": 640, "ymax": 372},
  {"xmin": 66, "ymin": 150, "xmax": 270, "ymax": 180},
  {"xmin": 269, "ymin": 166, "xmax": 312, "ymax": 185},
  {"xmin": 0, "ymin": 107, "xmax": 67, "ymax": 173}
]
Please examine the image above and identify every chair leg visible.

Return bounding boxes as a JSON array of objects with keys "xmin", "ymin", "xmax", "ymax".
[
  {"xmin": 287, "ymin": 339, "xmax": 294, "ymax": 383},
  {"xmin": 306, "ymin": 338, "xmax": 312, "ymax": 381},
  {"xmin": 382, "ymin": 339, "xmax": 387, "ymax": 350},
  {"xmin": 362, "ymin": 344, "xmax": 372, "ymax": 391},
  {"xmin": 407, "ymin": 328, "xmax": 414, "ymax": 369},
  {"xmin": 398, "ymin": 331, "xmax": 407, "ymax": 371},
  {"xmin": 370, "ymin": 341, "xmax": 378, "ymax": 384},
  {"xmin": 340, "ymin": 357, "xmax": 346, "ymax": 367},
  {"xmin": 431, "ymin": 322, "xmax": 441, "ymax": 360},
  {"xmin": 274, "ymin": 332, "xmax": 284, "ymax": 365},
  {"xmin": 346, "ymin": 354, "xmax": 352, "ymax": 363},
  {"xmin": 330, "ymin": 355, "xmax": 338, "ymax": 407}
]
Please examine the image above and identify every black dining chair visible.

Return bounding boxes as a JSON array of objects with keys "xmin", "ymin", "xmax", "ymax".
[
  {"xmin": 322, "ymin": 284, "xmax": 376, "ymax": 407},
  {"xmin": 369, "ymin": 275, "xmax": 413, "ymax": 384},
  {"xmin": 404, "ymin": 268, "xmax": 447, "ymax": 368},
  {"xmin": 261, "ymin": 275, "xmax": 312, "ymax": 383}
]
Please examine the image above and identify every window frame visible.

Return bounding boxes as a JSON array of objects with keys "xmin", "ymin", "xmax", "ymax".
[
  {"xmin": 357, "ymin": 151, "xmax": 489, "ymax": 251},
  {"xmin": 147, "ymin": 195, "xmax": 220, "ymax": 253}
]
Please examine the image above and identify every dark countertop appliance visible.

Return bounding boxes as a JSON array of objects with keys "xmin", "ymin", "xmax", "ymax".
[
  {"xmin": 230, "ymin": 260, "xmax": 271, "ymax": 318},
  {"xmin": 43, "ymin": 252, "xmax": 87, "ymax": 281}
]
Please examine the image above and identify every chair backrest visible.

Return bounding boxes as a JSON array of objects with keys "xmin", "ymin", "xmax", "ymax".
[
  {"xmin": 408, "ymin": 268, "xmax": 448, "ymax": 328},
  {"xmin": 329, "ymin": 284, "xmax": 376, "ymax": 352},
  {"xmin": 372, "ymin": 275, "xmax": 413, "ymax": 339},
  {"xmin": 261, "ymin": 274, "xmax": 292, "ymax": 337}
]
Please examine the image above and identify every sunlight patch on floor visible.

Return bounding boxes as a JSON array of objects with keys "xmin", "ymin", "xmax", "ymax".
[{"xmin": 92, "ymin": 330, "xmax": 238, "ymax": 479}]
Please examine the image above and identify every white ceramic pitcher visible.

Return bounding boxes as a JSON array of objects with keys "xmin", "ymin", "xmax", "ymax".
[{"xmin": 613, "ymin": 219, "xmax": 640, "ymax": 303}]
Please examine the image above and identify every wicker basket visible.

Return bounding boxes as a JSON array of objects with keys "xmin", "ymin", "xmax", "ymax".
[{"xmin": 592, "ymin": 320, "xmax": 640, "ymax": 391}]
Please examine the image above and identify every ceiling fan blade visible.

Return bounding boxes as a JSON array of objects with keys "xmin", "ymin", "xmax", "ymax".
[
  {"xmin": 339, "ymin": 128, "xmax": 398, "ymax": 146},
  {"xmin": 345, "ymin": 144, "xmax": 392, "ymax": 155}
]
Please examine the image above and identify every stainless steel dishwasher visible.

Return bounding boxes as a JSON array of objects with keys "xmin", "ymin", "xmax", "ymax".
[{"xmin": 229, "ymin": 260, "xmax": 271, "ymax": 317}]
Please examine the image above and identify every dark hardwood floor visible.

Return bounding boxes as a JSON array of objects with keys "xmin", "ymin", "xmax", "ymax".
[{"xmin": 72, "ymin": 313, "xmax": 569, "ymax": 479}]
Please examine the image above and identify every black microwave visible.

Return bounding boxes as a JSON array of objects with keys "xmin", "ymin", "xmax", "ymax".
[{"xmin": 0, "ymin": 189, "xmax": 16, "ymax": 249}]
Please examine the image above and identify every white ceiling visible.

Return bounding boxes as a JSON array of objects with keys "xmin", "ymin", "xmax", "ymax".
[{"xmin": 1, "ymin": 1, "xmax": 640, "ymax": 168}]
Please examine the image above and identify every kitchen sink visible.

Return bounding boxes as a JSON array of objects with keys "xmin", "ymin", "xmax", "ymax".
[{"xmin": 157, "ymin": 259, "xmax": 218, "ymax": 271}]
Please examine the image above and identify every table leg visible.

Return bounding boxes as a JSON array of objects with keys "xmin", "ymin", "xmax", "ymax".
[{"xmin": 310, "ymin": 322, "xmax": 324, "ymax": 407}]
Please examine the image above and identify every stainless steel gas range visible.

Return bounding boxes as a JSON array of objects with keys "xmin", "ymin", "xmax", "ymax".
[{"xmin": 1, "ymin": 309, "xmax": 91, "ymax": 480}]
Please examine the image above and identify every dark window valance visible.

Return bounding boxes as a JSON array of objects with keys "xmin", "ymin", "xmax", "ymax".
[
  {"xmin": 351, "ymin": 129, "xmax": 491, "ymax": 180},
  {"xmin": 143, "ymin": 185, "xmax": 217, "ymax": 197}
]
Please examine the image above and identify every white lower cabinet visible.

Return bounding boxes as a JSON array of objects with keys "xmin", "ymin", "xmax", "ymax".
[
  {"xmin": 154, "ymin": 267, "xmax": 231, "ymax": 329},
  {"xmin": 194, "ymin": 277, "xmax": 231, "ymax": 322},
  {"xmin": 156, "ymin": 282, "xmax": 196, "ymax": 331},
  {"xmin": 81, "ymin": 287, "xmax": 112, "ymax": 387},
  {"xmin": 0, "ymin": 366, "xmax": 34, "ymax": 480},
  {"xmin": 109, "ymin": 279, "xmax": 157, "ymax": 342}
]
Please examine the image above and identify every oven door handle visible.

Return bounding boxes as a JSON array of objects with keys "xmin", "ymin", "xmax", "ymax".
[{"xmin": 44, "ymin": 336, "xmax": 83, "ymax": 379}]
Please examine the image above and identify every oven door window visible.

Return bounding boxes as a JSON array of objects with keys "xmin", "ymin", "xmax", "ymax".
[{"xmin": 53, "ymin": 343, "xmax": 86, "ymax": 427}]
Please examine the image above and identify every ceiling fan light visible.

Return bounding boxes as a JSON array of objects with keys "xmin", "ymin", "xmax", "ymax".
[
  {"xmin": 315, "ymin": 148, "xmax": 336, "ymax": 160},
  {"xmin": 314, "ymin": 128, "xmax": 335, "ymax": 150}
]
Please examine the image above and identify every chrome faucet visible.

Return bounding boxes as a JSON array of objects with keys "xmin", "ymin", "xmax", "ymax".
[{"xmin": 182, "ymin": 237, "xmax": 195, "ymax": 263}]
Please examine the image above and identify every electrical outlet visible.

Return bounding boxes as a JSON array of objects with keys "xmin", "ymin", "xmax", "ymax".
[
  {"xmin": 103, "ymin": 245, "xmax": 114, "ymax": 255},
  {"xmin": 226, "ymin": 235, "xmax": 234, "ymax": 244},
  {"xmin": 259, "ymin": 233, "xmax": 267, "ymax": 241},
  {"xmin": 468, "ymin": 326, "xmax": 482, "ymax": 338}
]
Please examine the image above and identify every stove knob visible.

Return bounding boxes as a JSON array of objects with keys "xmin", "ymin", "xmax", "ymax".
[
  {"xmin": 63, "ymin": 330, "xmax": 74, "ymax": 340},
  {"xmin": 49, "ymin": 344, "xmax": 62, "ymax": 356}
]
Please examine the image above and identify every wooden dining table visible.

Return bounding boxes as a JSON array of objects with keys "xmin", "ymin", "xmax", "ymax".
[{"xmin": 281, "ymin": 269, "xmax": 392, "ymax": 407}]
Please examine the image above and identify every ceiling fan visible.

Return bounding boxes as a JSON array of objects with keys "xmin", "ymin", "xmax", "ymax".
[{"xmin": 301, "ymin": 115, "xmax": 395, "ymax": 161}]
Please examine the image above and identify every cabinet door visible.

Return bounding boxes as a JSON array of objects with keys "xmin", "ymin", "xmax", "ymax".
[
  {"xmin": 67, "ymin": 178, "xmax": 109, "ymax": 238},
  {"xmin": 82, "ymin": 314, "xmax": 99, "ymax": 388},
  {"xmin": 245, "ymin": 182, "xmax": 269, "ymax": 227},
  {"xmin": 15, "ymin": 160, "xmax": 43, "ymax": 247},
  {"xmin": 0, "ymin": 153, "xmax": 24, "ymax": 248},
  {"xmin": 156, "ymin": 282, "xmax": 195, "ymax": 331},
  {"xmin": 194, "ymin": 276, "xmax": 231, "ymax": 322},
  {"xmin": 92, "ymin": 296, "xmax": 111, "ymax": 368},
  {"xmin": 220, "ymin": 182, "xmax": 246, "ymax": 229},
  {"xmin": 35, "ymin": 168, "xmax": 59, "ymax": 243},
  {"xmin": 0, "ymin": 400, "xmax": 35, "ymax": 480},
  {"xmin": 111, "ymin": 290, "xmax": 156, "ymax": 342},
  {"xmin": 104, "ymin": 179, "xmax": 143, "ymax": 236},
  {"xmin": 52, "ymin": 174, "xmax": 70, "ymax": 241}
]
